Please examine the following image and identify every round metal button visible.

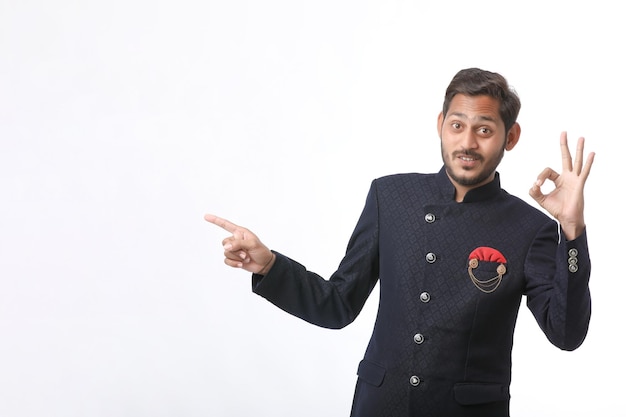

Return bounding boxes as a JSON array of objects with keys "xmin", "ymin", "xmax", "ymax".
[
  {"xmin": 413, "ymin": 333, "xmax": 424, "ymax": 344},
  {"xmin": 409, "ymin": 375, "xmax": 421, "ymax": 387},
  {"xmin": 569, "ymin": 264, "xmax": 579, "ymax": 273},
  {"xmin": 568, "ymin": 257, "xmax": 578, "ymax": 265},
  {"xmin": 568, "ymin": 248, "xmax": 579, "ymax": 257},
  {"xmin": 420, "ymin": 292, "xmax": 431, "ymax": 303},
  {"xmin": 425, "ymin": 252, "xmax": 437, "ymax": 263},
  {"xmin": 424, "ymin": 213, "xmax": 435, "ymax": 223}
]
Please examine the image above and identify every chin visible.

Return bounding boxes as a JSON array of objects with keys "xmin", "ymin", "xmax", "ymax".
[{"xmin": 452, "ymin": 170, "xmax": 486, "ymax": 187}]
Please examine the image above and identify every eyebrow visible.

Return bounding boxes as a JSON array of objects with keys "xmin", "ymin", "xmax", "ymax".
[{"xmin": 448, "ymin": 112, "xmax": 497, "ymax": 123}]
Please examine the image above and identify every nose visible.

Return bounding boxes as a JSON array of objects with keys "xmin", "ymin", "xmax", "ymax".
[{"xmin": 459, "ymin": 130, "xmax": 478, "ymax": 150}]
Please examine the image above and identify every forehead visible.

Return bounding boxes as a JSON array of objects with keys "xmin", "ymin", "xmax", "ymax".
[{"xmin": 446, "ymin": 94, "xmax": 502, "ymax": 124}]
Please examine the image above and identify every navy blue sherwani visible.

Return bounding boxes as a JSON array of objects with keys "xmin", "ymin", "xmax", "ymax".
[{"xmin": 252, "ymin": 168, "xmax": 591, "ymax": 417}]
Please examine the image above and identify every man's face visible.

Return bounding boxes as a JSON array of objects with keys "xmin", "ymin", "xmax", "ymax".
[{"xmin": 437, "ymin": 94, "xmax": 518, "ymax": 199}]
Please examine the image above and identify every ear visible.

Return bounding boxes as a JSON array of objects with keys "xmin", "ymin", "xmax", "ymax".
[
  {"xmin": 437, "ymin": 111, "xmax": 444, "ymax": 138},
  {"xmin": 504, "ymin": 122, "xmax": 521, "ymax": 151}
]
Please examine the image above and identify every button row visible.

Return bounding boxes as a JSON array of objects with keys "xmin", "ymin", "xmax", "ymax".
[
  {"xmin": 413, "ymin": 217, "xmax": 434, "ymax": 389},
  {"xmin": 568, "ymin": 248, "xmax": 579, "ymax": 273}
]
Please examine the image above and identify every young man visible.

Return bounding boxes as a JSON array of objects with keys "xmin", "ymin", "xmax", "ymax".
[{"xmin": 205, "ymin": 68, "xmax": 595, "ymax": 416}]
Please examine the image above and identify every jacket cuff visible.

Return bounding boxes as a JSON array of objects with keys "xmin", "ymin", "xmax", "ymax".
[
  {"xmin": 251, "ymin": 250, "xmax": 283, "ymax": 292},
  {"xmin": 560, "ymin": 227, "xmax": 589, "ymax": 277}
]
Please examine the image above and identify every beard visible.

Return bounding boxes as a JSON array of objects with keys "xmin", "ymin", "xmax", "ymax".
[{"xmin": 442, "ymin": 144, "xmax": 506, "ymax": 187}]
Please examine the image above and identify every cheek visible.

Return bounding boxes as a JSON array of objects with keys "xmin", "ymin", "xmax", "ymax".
[{"xmin": 440, "ymin": 135, "xmax": 454, "ymax": 153}]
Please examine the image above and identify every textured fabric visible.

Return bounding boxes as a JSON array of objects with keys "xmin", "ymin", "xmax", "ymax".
[{"xmin": 252, "ymin": 167, "xmax": 591, "ymax": 417}]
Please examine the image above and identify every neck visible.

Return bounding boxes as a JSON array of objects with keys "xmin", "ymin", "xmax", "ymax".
[{"xmin": 449, "ymin": 172, "xmax": 496, "ymax": 202}]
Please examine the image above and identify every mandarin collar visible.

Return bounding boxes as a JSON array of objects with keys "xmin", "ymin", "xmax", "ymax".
[{"xmin": 435, "ymin": 166, "xmax": 502, "ymax": 203}]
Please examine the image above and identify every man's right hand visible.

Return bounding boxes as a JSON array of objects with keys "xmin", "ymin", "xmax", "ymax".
[{"xmin": 204, "ymin": 214, "xmax": 276, "ymax": 275}]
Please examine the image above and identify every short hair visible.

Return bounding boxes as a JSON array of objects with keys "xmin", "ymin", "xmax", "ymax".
[{"xmin": 442, "ymin": 68, "xmax": 521, "ymax": 132}]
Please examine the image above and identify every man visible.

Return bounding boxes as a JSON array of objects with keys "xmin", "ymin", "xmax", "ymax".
[{"xmin": 205, "ymin": 68, "xmax": 595, "ymax": 416}]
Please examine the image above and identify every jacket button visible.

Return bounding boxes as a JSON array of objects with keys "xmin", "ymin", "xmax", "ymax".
[
  {"xmin": 568, "ymin": 248, "xmax": 579, "ymax": 257},
  {"xmin": 424, "ymin": 213, "xmax": 436, "ymax": 223},
  {"xmin": 413, "ymin": 333, "xmax": 425, "ymax": 344},
  {"xmin": 420, "ymin": 292, "xmax": 431, "ymax": 303},
  {"xmin": 409, "ymin": 376, "xmax": 421, "ymax": 386},
  {"xmin": 425, "ymin": 252, "xmax": 437, "ymax": 263}
]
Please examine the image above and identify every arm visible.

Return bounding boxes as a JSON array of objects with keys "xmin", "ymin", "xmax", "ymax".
[
  {"xmin": 524, "ymin": 221, "xmax": 591, "ymax": 350},
  {"xmin": 525, "ymin": 133, "xmax": 595, "ymax": 349},
  {"xmin": 205, "ymin": 181, "xmax": 381, "ymax": 329}
]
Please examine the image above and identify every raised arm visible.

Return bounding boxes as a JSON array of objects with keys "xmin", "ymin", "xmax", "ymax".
[
  {"xmin": 529, "ymin": 132, "xmax": 595, "ymax": 240},
  {"xmin": 204, "ymin": 214, "xmax": 276, "ymax": 275}
]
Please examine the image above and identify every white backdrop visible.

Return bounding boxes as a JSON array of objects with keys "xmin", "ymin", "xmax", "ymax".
[{"xmin": 0, "ymin": 1, "xmax": 622, "ymax": 416}]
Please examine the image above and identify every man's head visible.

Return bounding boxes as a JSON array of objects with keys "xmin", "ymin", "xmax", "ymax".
[
  {"xmin": 442, "ymin": 68, "xmax": 521, "ymax": 132},
  {"xmin": 437, "ymin": 68, "xmax": 522, "ymax": 201}
]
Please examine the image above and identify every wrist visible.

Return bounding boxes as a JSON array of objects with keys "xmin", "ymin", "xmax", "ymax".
[
  {"xmin": 258, "ymin": 253, "xmax": 276, "ymax": 275},
  {"xmin": 561, "ymin": 222, "xmax": 585, "ymax": 241}
]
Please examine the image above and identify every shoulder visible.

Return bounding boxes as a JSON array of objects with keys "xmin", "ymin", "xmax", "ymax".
[
  {"xmin": 500, "ymin": 189, "xmax": 552, "ymax": 224},
  {"xmin": 372, "ymin": 172, "xmax": 435, "ymax": 188},
  {"xmin": 367, "ymin": 172, "xmax": 441, "ymax": 206}
]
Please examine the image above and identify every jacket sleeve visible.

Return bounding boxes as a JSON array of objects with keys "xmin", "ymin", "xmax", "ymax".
[
  {"xmin": 524, "ymin": 221, "xmax": 592, "ymax": 351},
  {"xmin": 250, "ymin": 181, "xmax": 381, "ymax": 329}
]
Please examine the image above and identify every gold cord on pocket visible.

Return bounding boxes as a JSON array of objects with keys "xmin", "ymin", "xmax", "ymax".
[{"xmin": 468, "ymin": 259, "xmax": 507, "ymax": 293}]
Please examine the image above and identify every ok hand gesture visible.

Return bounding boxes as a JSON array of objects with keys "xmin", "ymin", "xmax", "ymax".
[{"xmin": 529, "ymin": 132, "xmax": 595, "ymax": 240}]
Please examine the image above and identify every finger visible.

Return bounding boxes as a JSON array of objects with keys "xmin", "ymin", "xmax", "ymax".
[
  {"xmin": 534, "ymin": 167, "xmax": 559, "ymax": 187},
  {"xmin": 580, "ymin": 151, "xmax": 596, "ymax": 182},
  {"xmin": 560, "ymin": 131, "xmax": 573, "ymax": 172},
  {"xmin": 223, "ymin": 257, "xmax": 244, "ymax": 269},
  {"xmin": 204, "ymin": 213, "xmax": 240, "ymax": 234},
  {"xmin": 573, "ymin": 136, "xmax": 585, "ymax": 174},
  {"xmin": 223, "ymin": 248, "xmax": 249, "ymax": 262},
  {"xmin": 221, "ymin": 237, "xmax": 247, "ymax": 258},
  {"xmin": 222, "ymin": 236, "xmax": 243, "ymax": 252},
  {"xmin": 222, "ymin": 234, "xmax": 258, "ymax": 254}
]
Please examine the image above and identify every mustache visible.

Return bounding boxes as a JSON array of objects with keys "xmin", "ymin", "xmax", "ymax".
[{"xmin": 453, "ymin": 150, "xmax": 482, "ymax": 159}]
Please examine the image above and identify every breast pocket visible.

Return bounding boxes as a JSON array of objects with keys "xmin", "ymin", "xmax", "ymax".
[
  {"xmin": 467, "ymin": 246, "xmax": 508, "ymax": 294},
  {"xmin": 453, "ymin": 382, "xmax": 510, "ymax": 405}
]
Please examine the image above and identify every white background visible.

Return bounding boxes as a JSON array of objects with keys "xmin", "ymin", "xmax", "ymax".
[{"xmin": 0, "ymin": 1, "xmax": 622, "ymax": 416}]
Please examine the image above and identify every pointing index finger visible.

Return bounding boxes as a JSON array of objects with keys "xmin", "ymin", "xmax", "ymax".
[{"xmin": 204, "ymin": 214, "xmax": 240, "ymax": 233}]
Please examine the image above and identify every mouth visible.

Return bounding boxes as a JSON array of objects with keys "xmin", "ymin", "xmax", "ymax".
[
  {"xmin": 456, "ymin": 153, "xmax": 481, "ymax": 168},
  {"xmin": 459, "ymin": 155, "xmax": 478, "ymax": 162}
]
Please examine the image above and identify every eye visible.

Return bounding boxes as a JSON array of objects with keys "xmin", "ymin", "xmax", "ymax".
[
  {"xmin": 451, "ymin": 122, "xmax": 461, "ymax": 130},
  {"xmin": 478, "ymin": 127, "xmax": 491, "ymax": 135}
]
